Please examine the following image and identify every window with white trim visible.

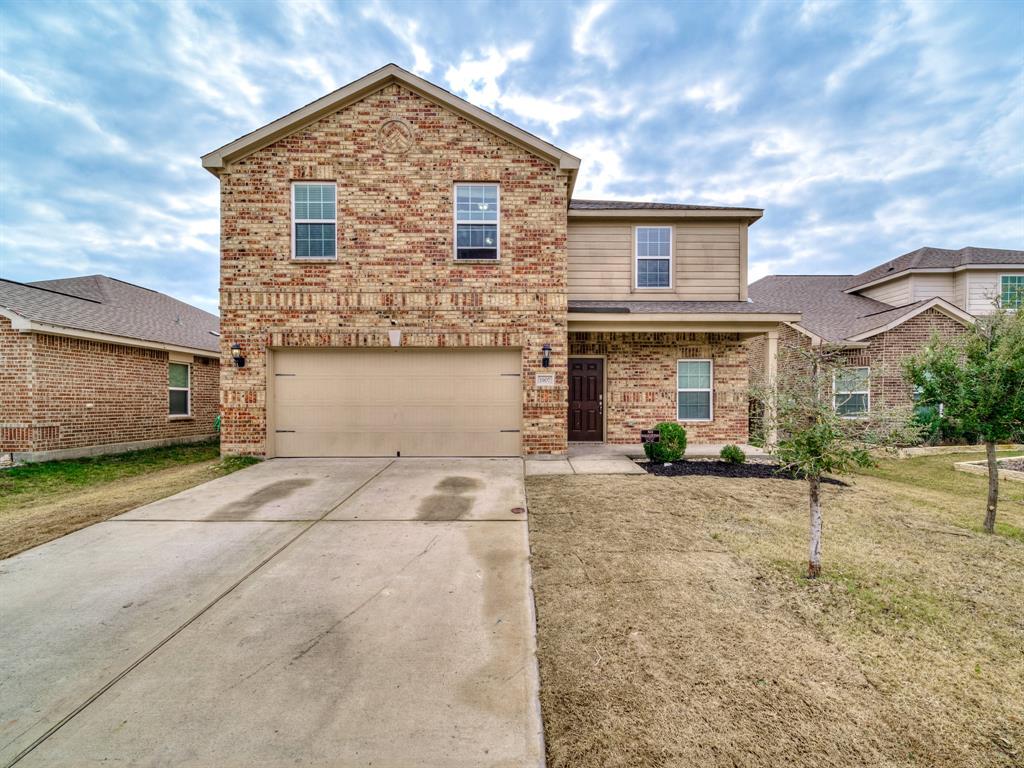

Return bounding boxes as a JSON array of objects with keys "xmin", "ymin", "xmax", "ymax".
[
  {"xmin": 455, "ymin": 183, "xmax": 499, "ymax": 259},
  {"xmin": 169, "ymin": 363, "xmax": 190, "ymax": 416},
  {"xmin": 677, "ymin": 360, "xmax": 712, "ymax": 421},
  {"xmin": 636, "ymin": 226, "xmax": 672, "ymax": 288},
  {"xmin": 292, "ymin": 182, "xmax": 336, "ymax": 259},
  {"xmin": 1001, "ymin": 275, "xmax": 1023, "ymax": 309},
  {"xmin": 834, "ymin": 367, "xmax": 870, "ymax": 417}
]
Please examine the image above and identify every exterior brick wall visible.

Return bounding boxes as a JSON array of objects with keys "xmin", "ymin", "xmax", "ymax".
[
  {"xmin": 0, "ymin": 321, "xmax": 219, "ymax": 456},
  {"xmin": 1, "ymin": 317, "xmax": 34, "ymax": 451},
  {"xmin": 746, "ymin": 309, "xmax": 970, "ymax": 412},
  {"xmin": 217, "ymin": 83, "xmax": 569, "ymax": 456},
  {"xmin": 569, "ymin": 331, "xmax": 749, "ymax": 444}
]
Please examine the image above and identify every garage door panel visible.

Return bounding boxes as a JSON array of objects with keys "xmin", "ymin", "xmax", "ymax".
[{"xmin": 272, "ymin": 349, "xmax": 522, "ymax": 457}]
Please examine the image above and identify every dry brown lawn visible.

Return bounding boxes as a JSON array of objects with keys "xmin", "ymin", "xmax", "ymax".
[
  {"xmin": 527, "ymin": 451, "xmax": 1024, "ymax": 768},
  {"xmin": 0, "ymin": 444, "xmax": 258, "ymax": 559}
]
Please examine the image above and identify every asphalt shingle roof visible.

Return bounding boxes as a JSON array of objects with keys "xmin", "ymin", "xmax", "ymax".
[
  {"xmin": 569, "ymin": 199, "xmax": 762, "ymax": 212},
  {"xmin": 748, "ymin": 275, "xmax": 929, "ymax": 342},
  {"xmin": 846, "ymin": 246, "xmax": 1024, "ymax": 290},
  {"xmin": 0, "ymin": 276, "xmax": 220, "ymax": 353}
]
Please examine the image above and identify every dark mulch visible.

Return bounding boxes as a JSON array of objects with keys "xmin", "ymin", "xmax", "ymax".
[
  {"xmin": 999, "ymin": 458, "xmax": 1024, "ymax": 472},
  {"xmin": 638, "ymin": 458, "xmax": 848, "ymax": 486}
]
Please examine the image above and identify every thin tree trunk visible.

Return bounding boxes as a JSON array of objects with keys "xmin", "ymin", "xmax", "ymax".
[
  {"xmin": 808, "ymin": 475, "xmax": 822, "ymax": 578},
  {"xmin": 984, "ymin": 440, "xmax": 999, "ymax": 534}
]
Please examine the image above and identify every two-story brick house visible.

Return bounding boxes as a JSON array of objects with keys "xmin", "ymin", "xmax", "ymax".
[{"xmin": 203, "ymin": 64, "xmax": 798, "ymax": 458}]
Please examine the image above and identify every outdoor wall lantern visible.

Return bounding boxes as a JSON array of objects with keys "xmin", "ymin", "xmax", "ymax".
[
  {"xmin": 542, "ymin": 344, "xmax": 552, "ymax": 368},
  {"xmin": 230, "ymin": 343, "xmax": 246, "ymax": 368}
]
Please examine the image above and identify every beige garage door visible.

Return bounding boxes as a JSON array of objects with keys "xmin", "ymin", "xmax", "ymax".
[{"xmin": 271, "ymin": 348, "xmax": 522, "ymax": 457}]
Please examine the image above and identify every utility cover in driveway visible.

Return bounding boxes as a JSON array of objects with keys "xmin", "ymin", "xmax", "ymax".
[{"xmin": 271, "ymin": 348, "xmax": 522, "ymax": 457}]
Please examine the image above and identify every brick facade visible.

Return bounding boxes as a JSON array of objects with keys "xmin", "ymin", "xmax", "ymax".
[
  {"xmin": 747, "ymin": 308, "xmax": 970, "ymax": 411},
  {"xmin": 569, "ymin": 331, "xmax": 750, "ymax": 444},
  {"xmin": 0, "ymin": 316, "xmax": 218, "ymax": 457},
  {"xmin": 218, "ymin": 83, "xmax": 569, "ymax": 456}
]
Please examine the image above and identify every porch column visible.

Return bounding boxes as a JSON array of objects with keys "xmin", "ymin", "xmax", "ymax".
[{"xmin": 764, "ymin": 329, "xmax": 779, "ymax": 448}]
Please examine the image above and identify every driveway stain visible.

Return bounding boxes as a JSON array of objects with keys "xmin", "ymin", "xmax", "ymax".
[
  {"xmin": 417, "ymin": 476, "xmax": 480, "ymax": 521},
  {"xmin": 206, "ymin": 478, "xmax": 314, "ymax": 520}
]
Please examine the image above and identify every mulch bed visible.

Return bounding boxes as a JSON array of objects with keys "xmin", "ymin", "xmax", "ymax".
[
  {"xmin": 999, "ymin": 458, "xmax": 1024, "ymax": 472},
  {"xmin": 638, "ymin": 458, "xmax": 847, "ymax": 485}
]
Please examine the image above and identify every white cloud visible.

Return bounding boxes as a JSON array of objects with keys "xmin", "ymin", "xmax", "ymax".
[
  {"xmin": 361, "ymin": 2, "xmax": 433, "ymax": 75},
  {"xmin": 0, "ymin": 69, "xmax": 130, "ymax": 155},
  {"xmin": 444, "ymin": 44, "xmax": 532, "ymax": 105},
  {"xmin": 572, "ymin": 1, "xmax": 616, "ymax": 67},
  {"xmin": 683, "ymin": 80, "xmax": 741, "ymax": 113},
  {"xmin": 798, "ymin": 0, "xmax": 840, "ymax": 27}
]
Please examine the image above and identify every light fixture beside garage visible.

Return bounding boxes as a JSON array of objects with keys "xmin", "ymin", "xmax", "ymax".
[
  {"xmin": 542, "ymin": 343, "xmax": 552, "ymax": 368},
  {"xmin": 230, "ymin": 343, "xmax": 246, "ymax": 368}
]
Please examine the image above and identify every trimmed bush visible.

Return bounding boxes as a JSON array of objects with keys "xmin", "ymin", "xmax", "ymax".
[
  {"xmin": 720, "ymin": 444, "xmax": 746, "ymax": 464},
  {"xmin": 643, "ymin": 422, "xmax": 687, "ymax": 462}
]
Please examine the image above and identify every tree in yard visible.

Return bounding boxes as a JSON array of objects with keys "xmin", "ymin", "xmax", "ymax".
[
  {"xmin": 752, "ymin": 342, "xmax": 920, "ymax": 578},
  {"xmin": 905, "ymin": 306, "xmax": 1024, "ymax": 533}
]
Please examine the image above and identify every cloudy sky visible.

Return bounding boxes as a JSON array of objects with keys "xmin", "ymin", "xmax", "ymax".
[{"xmin": 1, "ymin": 0, "xmax": 1021, "ymax": 313}]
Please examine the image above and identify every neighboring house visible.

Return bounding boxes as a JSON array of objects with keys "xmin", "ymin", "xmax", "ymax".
[
  {"xmin": 0, "ymin": 275, "xmax": 220, "ymax": 462},
  {"xmin": 203, "ymin": 64, "xmax": 799, "ymax": 458},
  {"xmin": 747, "ymin": 246, "xmax": 1023, "ymax": 418}
]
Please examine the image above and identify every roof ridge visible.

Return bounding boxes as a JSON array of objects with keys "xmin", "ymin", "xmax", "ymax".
[{"xmin": 0, "ymin": 278, "xmax": 104, "ymax": 305}]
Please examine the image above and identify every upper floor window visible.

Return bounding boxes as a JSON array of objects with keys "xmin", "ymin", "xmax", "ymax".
[
  {"xmin": 1001, "ymin": 275, "xmax": 1023, "ymax": 309},
  {"xmin": 635, "ymin": 226, "xmax": 672, "ymax": 288},
  {"xmin": 455, "ymin": 183, "xmax": 499, "ymax": 260},
  {"xmin": 169, "ymin": 362, "xmax": 190, "ymax": 417},
  {"xmin": 834, "ymin": 367, "xmax": 870, "ymax": 417},
  {"xmin": 292, "ymin": 182, "xmax": 336, "ymax": 260}
]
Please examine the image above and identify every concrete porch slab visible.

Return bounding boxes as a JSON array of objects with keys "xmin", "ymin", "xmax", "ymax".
[
  {"xmin": 525, "ymin": 458, "xmax": 575, "ymax": 476},
  {"xmin": 568, "ymin": 442, "xmax": 768, "ymax": 459},
  {"xmin": 568, "ymin": 455, "xmax": 646, "ymax": 475},
  {"xmin": 327, "ymin": 457, "xmax": 526, "ymax": 521},
  {"xmin": 118, "ymin": 458, "xmax": 393, "ymax": 521}
]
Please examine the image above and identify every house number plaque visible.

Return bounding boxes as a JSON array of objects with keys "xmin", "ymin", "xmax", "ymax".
[{"xmin": 534, "ymin": 373, "xmax": 555, "ymax": 388}]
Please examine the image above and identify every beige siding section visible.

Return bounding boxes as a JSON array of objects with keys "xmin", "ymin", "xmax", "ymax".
[
  {"xmin": 567, "ymin": 220, "xmax": 743, "ymax": 301},
  {"xmin": 910, "ymin": 273, "xmax": 955, "ymax": 302},
  {"xmin": 860, "ymin": 276, "xmax": 912, "ymax": 306},
  {"xmin": 953, "ymin": 272, "xmax": 968, "ymax": 310},
  {"xmin": 966, "ymin": 269, "xmax": 1024, "ymax": 314}
]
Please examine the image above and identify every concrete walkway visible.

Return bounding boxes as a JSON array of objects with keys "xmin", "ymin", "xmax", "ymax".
[
  {"xmin": 0, "ymin": 458, "xmax": 542, "ymax": 768},
  {"xmin": 525, "ymin": 442, "xmax": 767, "ymax": 477}
]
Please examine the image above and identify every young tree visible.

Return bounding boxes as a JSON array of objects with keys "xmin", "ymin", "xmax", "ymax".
[
  {"xmin": 905, "ymin": 307, "xmax": 1024, "ymax": 533},
  {"xmin": 753, "ymin": 342, "xmax": 920, "ymax": 578}
]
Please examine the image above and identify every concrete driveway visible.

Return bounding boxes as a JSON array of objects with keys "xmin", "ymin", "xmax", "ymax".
[{"xmin": 0, "ymin": 458, "xmax": 542, "ymax": 768}]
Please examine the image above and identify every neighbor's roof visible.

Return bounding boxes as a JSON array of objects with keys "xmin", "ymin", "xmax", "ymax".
[
  {"xmin": 569, "ymin": 198, "xmax": 763, "ymax": 220},
  {"xmin": 201, "ymin": 63, "xmax": 581, "ymax": 192},
  {"xmin": 845, "ymin": 246, "xmax": 1024, "ymax": 292},
  {"xmin": 749, "ymin": 274, "xmax": 973, "ymax": 343},
  {"xmin": 0, "ymin": 276, "xmax": 219, "ymax": 354}
]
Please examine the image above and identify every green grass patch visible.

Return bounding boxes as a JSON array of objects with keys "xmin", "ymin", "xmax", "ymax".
[{"xmin": 0, "ymin": 441, "xmax": 242, "ymax": 509}]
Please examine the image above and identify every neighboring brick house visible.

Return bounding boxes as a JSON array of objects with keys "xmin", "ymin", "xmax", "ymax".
[
  {"xmin": 202, "ymin": 64, "xmax": 799, "ymax": 458},
  {"xmin": 745, "ymin": 242, "xmax": 1024, "ymax": 422},
  {"xmin": 0, "ymin": 276, "xmax": 220, "ymax": 462}
]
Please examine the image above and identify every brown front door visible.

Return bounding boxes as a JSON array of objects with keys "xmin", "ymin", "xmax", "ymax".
[{"xmin": 568, "ymin": 357, "xmax": 604, "ymax": 442}]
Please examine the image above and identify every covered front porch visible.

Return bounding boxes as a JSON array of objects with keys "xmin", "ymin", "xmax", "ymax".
[{"xmin": 565, "ymin": 301, "xmax": 799, "ymax": 450}]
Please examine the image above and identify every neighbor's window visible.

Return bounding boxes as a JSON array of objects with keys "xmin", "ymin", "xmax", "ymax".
[
  {"xmin": 677, "ymin": 360, "xmax": 712, "ymax": 421},
  {"xmin": 292, "ymin": 182, "xmax": 337, "ymax": 259},
  {"xmin": 636, "ymin": 226, "xmax": 672, "ymax": 288},
  {"xmin": 169, "ymin": 363, "xmax": 190, "ymax": 416},
  {"xmin": 455, "ymin": 183, "xmax": 499, "ymax": 259},
  {"xmin": 1001, "ymin": 275, "xmax": 1023, "ymax": 309},
  {"xmin": 834, "ymin": 367, "xmax": 870, "ymax": 417}
]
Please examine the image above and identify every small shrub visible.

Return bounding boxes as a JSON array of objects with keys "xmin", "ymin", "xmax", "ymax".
[
  {"xmin": 720, "ymin": 444, "xmax": 746, "ymax": 464},
  {"xmin": 643, "ymin": 422, "xmax": 687, "ymax": 462}
]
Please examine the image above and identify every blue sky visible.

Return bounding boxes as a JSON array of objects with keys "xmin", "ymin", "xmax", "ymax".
[{"xmin": 1, "ymin": 0, "xmax": 1021, "ymax": 313}]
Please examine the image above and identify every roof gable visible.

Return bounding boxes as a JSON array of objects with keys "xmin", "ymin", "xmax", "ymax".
[
  {"xmin": 201, "ymin": 64, "xmax": 581, "ymax": 190},
  {"xmin": 844, "ymin": 246, "xmax": 1024, "ymax": 293}
]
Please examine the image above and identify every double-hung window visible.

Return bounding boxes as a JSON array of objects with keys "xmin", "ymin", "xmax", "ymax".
[
  {"xmin": 834, "ymin": 367, "xmax": 870, "ymax": 417},
  {"xmin": 455, "ymin": 183, "xmax": 499, "ymax": 259},
  {"xmin": 636, "ymin": 226, "xmax": 672, "ymax": 288},
  {"xmin": 169, "ymin": 363, "xmax": 190, "ymax": 417},
  {"xmin": 677, "ymin": 360, "xmax": 713, "ymax": 421},
  {"xmin": 292, "ymin": 182, "xmax": 336, "ymax": 259},
  {"xmin": 1001, "ymin": 275, "xmax": 1023, "ymax": 310}
]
